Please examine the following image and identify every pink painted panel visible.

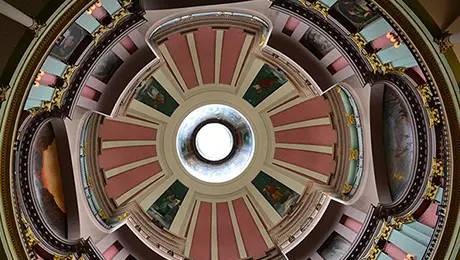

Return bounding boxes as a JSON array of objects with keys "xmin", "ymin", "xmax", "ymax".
[
  {"xmin": 270, "ymin": 97, "xmax": 330, "ymax": 127},
  {"xmin": 120, "ymin": 35, "xmax": 138, "ymax": 54},
  {"xmin": 371, "ymin": 34, "xmax": 393, "ymax": 50},
  {"xmin": 418, "ymin": 201, "xmax": 439, "ymax": 228},
  {"xmin": 275, "ymin": 125, "xmax": 336, "ymax": 146},
  {"xmin": 327, "ymin": 56, "xmax": 348, "ymax": 74},
  {"xmin": 38, "ymin": 72, "xmax": 57, "ymax": 86},
  {"xmin": 216, "ymin": 203, "xmax": 240, "ymax": 260},
  {"xmin": 194, "ymin": 27, "xmax": 216, "ymax": 84},
  {"xmin": 99, "ymin": 145, "xmax": 157, "ymax": 170},
  {"xmin": 190, "ymin": 202, "xmax": 212, "ymax": 260},
  {"xmin": 105, "ymin": 161, "xmax": 161, "ymax": 198},
  {"xmin": 220, "ymin": 28, "xmax": 247, "ymax": 85},
  {"xmin": 342, "ymin": 216, "xmax": 363, "ymax": 233},
  {"xmin": 283, "ymin": 17, "xmax": 300, "ymax": 36},
  {"xmin": 384, "ymin": 242, "xmax": 407, "ymax": 260},
  {"xmin": 102, "ymin": 241, "xmax": 123, "ymax": 260},
  {"xmin": 232, "ymin": 198, "xmax": 267, "ymax": 259},
  {"xmin": 274, "ymin": 148, "xmax": 335, "ymax": 175},
  {"xmin": 99, "ymin": 119, "xmax": 157, "ymax": 141},
  {"xmin": 91, "ymin": 6, "xmax": 109, "ymax": 21},
  {"xmin": 81, "ymin": 86, "xmax": 101, "ymax": 101},
  {"xmin": 165, "ymin": 34, "xmax": 198, "ymax": 89}
]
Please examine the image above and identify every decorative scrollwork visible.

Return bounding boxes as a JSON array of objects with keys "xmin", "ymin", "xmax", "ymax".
[
  {"xmin": 364, "ymin": 244, "xmax": 381, "ymax": 260},
  {"xmin": 342, "ymin": 182, "xmax": 353, "ymax": 194},
  {"xmin": 21, "ymin": 214, "xmax": 40, "ymax": 247},
  {"xmin": 52, "ymin": 87, "xmax": 67, "ymax": 108},
  {"xmin": 382, "ymin": 63, "xmax": 405, "ymax": 75},
  {"xmin": 390, "ymin": 215, "xmax": 414, "ymax": 229},
  {"xmin": 62, "ymin": 65, "xmax": 78, "ymax": 85},
  {"xmin": 349, "ymin": 33, "xmax": 367, "ymax": 51},
  {"xmin": 424, "ymin": 181, "xmax": 439, "ymax": 200},
  {"xmin": 365, "ymin": 53, "xmax": 382, "ymax": 73},
  {"xmin": 426, "ymin": 107, "xmax": 441, "ymax": 127},
  {"xmin": 54, "ymin": 254, "xmax": 76, "ymax": 260},
  {"xmin": 377, "ymin": 221, "xmax": 392, "ymax": 240},
  {"xmin": 349, "ymin": 148, "xmax": 359, "ymax": 160},
  {"xmin": 416, "ymin": 84, "xmax": 433, "ymax": 105},
  {"xmin": 117, "ymin": 211, "xmax": 129, "ymax": 221},
  {"xmin": 259, "ymin": 34, "xmax": 267, "ymax": 48},
  {"xmin": 310, "ymin": 1, "xmax": 329, "ymax": 18},
  {"xmin": 345, "ymin": 113, "xmax": 356, "ymax": 126},
  {"xmin": 92, "ymin": 26, "xmax": 111, "ymax": 44},
  {"xmin": 112, "ymin": 8, "xmax": 131, "ymax": 26}
]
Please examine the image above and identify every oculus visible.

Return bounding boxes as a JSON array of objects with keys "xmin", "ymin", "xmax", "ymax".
[{"xmin": 176, "ymin": 104, "xmax": 255, "ymax": 183}]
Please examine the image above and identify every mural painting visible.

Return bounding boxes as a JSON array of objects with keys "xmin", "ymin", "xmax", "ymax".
[
  {"xmin": 318, "ymin": 232, "xmax": 351, "ymax": 260},
  {"xmin": 300, "ymin": 27, "xmax": 335, "ymax": 59},
  {"xmin": 243, "ymin": 64, "xmax": 288, "ymax": 107},
  {"xmin": 146, "ymin": 180, "xmax": 189, "ymax": 229},
  {"xmin": 134, "ymin": 76, "xmax": 179, "ymax": 116},
  {"xmin": 51, "ymin": 23, "xmax": 89, "ymax": 63},
  {"xmin": 333, "ymin": 0, "xmax": 379, "ymax": 30},
  {"xmin": 92, "ymin": 50, "xmax": 123, "ymax": 83},
  {"xmin": 31, "ymin": 122, "xmax": 67, "ymax": 238},
  {"xmin": 382, "ymin": 86, "xmax": 414, "ymax": 201},
  {"xmin": 252, "ymin": 171, "xmax": 300, "ymax": 217}
]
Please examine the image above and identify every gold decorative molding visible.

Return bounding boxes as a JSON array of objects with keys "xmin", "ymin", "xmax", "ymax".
[
  {"xmin": 426, "ymin": 107, "xmax": 441, "ymax": 127},
  {"xmin": 431, "ymin": 157, "xmax": 443, "ymax": 176},
  {"xmin": 310, "ymin": 1, "xmax": 329, "ymax": 18},
  {"xmin": 21, "ymin": 214, "xmax": 39, "ymax": 247},
  {"xmin": 51, "ymin": 87, "xmax": 67, "ymax": 108},
  {"xmin": 341, "ymin": 182, "xmax": 352, "ymax": 194},
  {"xmin": 390, "ymin": 215, "xmax": 414, "ymax": 229},
  {"xmin": 117, "ymin": 211, "xmax": 129, "ymax": 221},
  {"xmin": 62, "ymin": 65, "xmax": 78, "ymax": 85},
  {"xmin": 349, "ymin": 148, "xmax": 359, "ymax": 160},
  {"xmin": 119, "ymin": 0, "xmax": 132, "ymax": 7},
  {"xmin": 98, "ymin": 209, "xmax": 109, "ymax": 223},
  {"xmin": 382, "ymin": 62, "xmax": 405, "ymax": 75},
  {"xmin": 112, "ymin": 8, "xmax": 131, "ymax": 26},
  {"xmin": 365, "ymin": 53, "xmax": 382, "ymax": 73},
  {"xmin": 349, "ymin": 33, "xmax": 367, "ymax": 51},
  {"xmin": 345, "ymin": 113, "xmax": 356, "ymax": 126},
  {"xmin": 259, "ymin": 34, "xmax": 267, "ymax": 48},
  {"xmin": 364, "ymin": 244, "xmax": 381, "ymax": 260},
  {"xmin": 424, "ymin": 181, "xmax": 439, "ymax": 200},
  {"xmin": 377, "ymin": 221, "xmax": 393, "ymax": 240},
  {"xmin": 92, "ymin": 26, "xmax": 111, "ymax": 44},
  {"xmin": 54, "ymin": 254, "xmax": 76, "ymax": 260},
  {"xmin": 416, "ymin": 84, "xmax": 433, "ymax": 105}
]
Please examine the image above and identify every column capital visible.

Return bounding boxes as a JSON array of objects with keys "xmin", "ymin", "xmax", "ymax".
[{"xmin": 434, "ymin": 31, "xmax": 453, "ymax": 54}]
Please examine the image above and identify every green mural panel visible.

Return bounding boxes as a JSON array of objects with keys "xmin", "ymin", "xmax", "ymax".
[
  {"xmin": 333, "ymin": 0, "xmax": 379, "ymax": 30},
  {"xmin": 146, "ymin": 180, "xmax": 189, "ymax": 229},
  {"xmin": 243, "ymin": 64, "xmax": 288, "ymax": 107},
  {"xmin": 134, "ymin": 76, "xmax": 179, "ymax": 117},
  {"xmin": 252, "ymin": 171, "xmax": 300, "ymax": 217}
]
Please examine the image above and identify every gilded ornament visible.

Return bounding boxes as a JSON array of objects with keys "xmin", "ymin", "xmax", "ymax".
[
  {"xmin": 426, "ymin": 107, "xmax": 440, "ymax": 127},
  {"xmin": 92, "ymin": 26, "xmax": 111, "ymax": 43},
  {"xmin": 349, "ymin": 148, "xmax": 359, "ymax": 161},
  {"xmin": 259, "ymin": 34, "xmax": 267, "ymax": 48},
  {"xmin": 349, "ymin": 33, "xmax": 367, "ymax": 51},
  {"xmin": 119, "ymin": 0, "xmax": 132, "ymax": 7},
  {"xmin": 62, "ymin": 65, "xmax": 78, "ymax": 84},
  {"xmin": 298, "ymin": 0, "xmax": 307, "ymax": 7},
  {"xmin": 424, "ymin": 181, "xmax": 439, "ymax": 200},
  {"xmin": 416, "ymin": 84, "xmax": 433, "ymax": 105},
  {"xmin": 364, "ymin": 244, "xmax": 381, "ymax": 260},
  {"xmin": 345, "ymin": 113, "xmax": 356, "ymax": 126},
  {"xmin": 54, "ymin": 254, "xmax": 76, "ymax": 260},
  {"xmin": 21, "ymin": 214, "xmax": 40, "ymax": 247},
  {"xmin": 341, "ymin": 182, "xmax": 352, "ymax": 194},
  {"xmin": 82, "ymin": 142, "xmax": 88, "ymax": 156},
  {"xmin": 365, "ymin": 53, "xmax": 382, "ymax": 73},
  {"xmin": 117, "ymin": 211, "xmax": 129, "ymax": 221},
  {"xmin": 112, "ymin": 8, "xmax": 131, "ymax": 26},
  {"xmin": 336, "ymin": 86, "xmax": 341, "ymax": 93},
  {"xmin": 310, "ymin": 1, "xmax": 329, "ymax": 18},
  {"xmin": 42, "ymin": 101, "xmax": 52, "ymax": 112},
  {"xmin": 382, "ymin": 62, "xmax": 405, "ymax": 75},
  {"xmin": 431, "ymin": 157, "xmax": 443, "ymax": 176},
  {"xmin": 28, "ymin": 107, "xmax": 42, "ymax": 116},
  {"xmin": 52, "ymin": 87, "xmax": 67, "ymax": 108},
  {"xmin": 390, "ymin": 215, "xmax": 414, "ymax": 229},
  {"xmin": 98, "ymin": 209, "xmax": 109, "ymax": 222},
  {"xmin": 377, "ymin": 221, "xmax": 392, "ymax": 240}
]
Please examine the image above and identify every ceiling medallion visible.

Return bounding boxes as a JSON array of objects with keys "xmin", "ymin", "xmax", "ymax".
[{"xmin": 176, "ymin": 104, "xmax": 255, "ymax": 183}]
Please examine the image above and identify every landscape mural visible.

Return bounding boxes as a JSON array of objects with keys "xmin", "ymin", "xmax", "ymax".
[
  {"xmin": 252, "ymin": 171, "xmax": 300, "ymax": 217},
  {"xmin": 31, "ymin": 122, "xmax": 67, "ymax": 238},
  {"xmin": 134, "ymin": 76, "xmax": 179, "ymax": 116},
  {"xmin": 243, "ymin": 64, "xmax": 288, "ymax": 107},
  {"xmin": 382, "ymin": 86, "xmax": 415, "ymax": 201},
  {"xmin": 51, "ymin": 23, "xmax": 89, "ymax": 63},
  {"xmin": 333, "ymin": 0, "xmax": 379, "ymax": 30},
  {"xmin": 92, "ymin": 50, "xmax": 123, "ymax": 83},
  {"xmin": 318, "ymin": 232, "xmax": 351, "ymax": 260},
  {"xmin": 300, "ymin": 27, "xmax": 335, "ymax": 59},
  {"xmin": 146, "ymin": 180, "xmax": 189, "ymax": 229}
]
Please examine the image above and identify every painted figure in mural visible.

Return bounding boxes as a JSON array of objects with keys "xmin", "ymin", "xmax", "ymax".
[
  {"xmin": 155, "ymin": 194, "xmax": 181, "ymax": 216},
  {"xmin": 146, "ymin": 85, "xmax": 165, "ymax": 107},
  {"xmin": 263, "ymin": 183, "xmax": 290, "ymax": 204},
  {"xmin": 335, "ymin": 0, "xmax": 378, "ymax": 30},
  {"xmin": 253, "ymin": 77, "xmax": 277, "ymax": 93}
]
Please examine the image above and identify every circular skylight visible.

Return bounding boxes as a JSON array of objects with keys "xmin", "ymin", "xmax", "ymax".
[
  {"xmin": 176, "ymin": 104, "xmax": 255, "ymax": 183},
  {"xmin": 195, "ymin": 123, "xmax": 234, "ymax": 161}
]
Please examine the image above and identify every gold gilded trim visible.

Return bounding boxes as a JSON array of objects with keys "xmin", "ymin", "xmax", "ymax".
[{"xmin": 0, "ymin": 1, "xmax": 94, "ymax": 259}]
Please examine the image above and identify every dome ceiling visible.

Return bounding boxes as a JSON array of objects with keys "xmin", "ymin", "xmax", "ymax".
[
  {"xmin": 92, "ymin": 12, "xmax": 340, "ymax": 259},
  {"xmin": 1, "ymin": 0, "xmax": 457, "ymax": 260}
]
